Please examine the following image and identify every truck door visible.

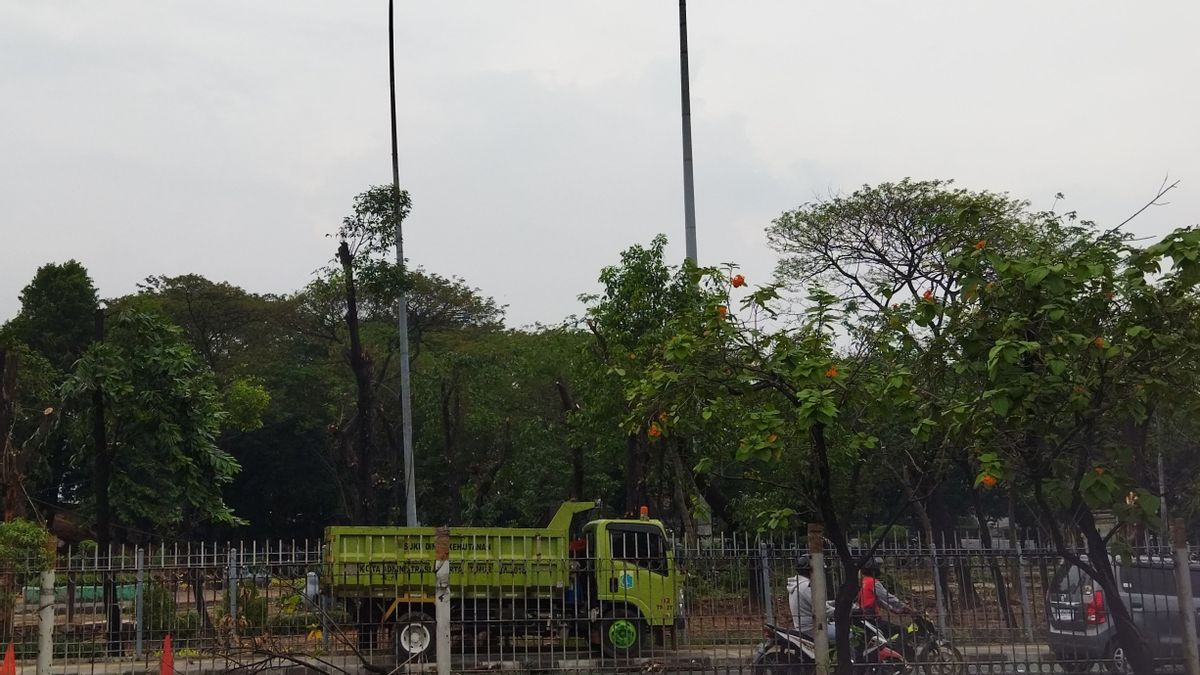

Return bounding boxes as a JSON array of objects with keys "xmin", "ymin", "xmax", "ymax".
[{"xmin": 600, "ymin": 523, "xmax": 672, "ymax": 625}]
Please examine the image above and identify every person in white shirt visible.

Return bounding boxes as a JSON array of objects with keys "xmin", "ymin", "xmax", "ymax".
[{"xmin": 786, "ymin": 554, "xmax": 837, "ymax": 641}]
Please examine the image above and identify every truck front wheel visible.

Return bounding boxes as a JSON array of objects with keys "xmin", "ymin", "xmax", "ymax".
[
  {"xmin": 395, "ymin": 611, "xmax": 436, "ymax": 660},
  {"xmin": 600, "ymin": 609, "xmax": 650, "ymax": 659}
]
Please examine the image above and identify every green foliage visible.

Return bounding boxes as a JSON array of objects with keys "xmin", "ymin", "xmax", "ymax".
[
  {"xmin": 2, "ymin": 260, "xmax": 98, "ymax": 372},
  {"xmin": 63, "ymin": 310, "xmax": 242, "ymax": 533},
  {"xmin": 223, "ymin": 377, "xmax": 270, "ymax": 432},
  {"xmin": 141, "ymin": 581, "xmax": 177, "ymax": 634},
  {"xmin": 0, "ymin": 519, "xmax": 50, "ymax": 575}
]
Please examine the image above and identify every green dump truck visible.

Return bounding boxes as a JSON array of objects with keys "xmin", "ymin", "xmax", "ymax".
[{"xmin": 321, "ymin": 501, "xmax": 684, "ymax": 659}]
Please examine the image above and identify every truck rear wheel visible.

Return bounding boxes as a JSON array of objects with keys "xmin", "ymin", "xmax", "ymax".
[
  {"xmin": 395, "ymin": 611, "xmax": 436, "ymax": 660},
  {"xmin": 600, "ymin": 608, "xmax": 650, "ymax": 659}
]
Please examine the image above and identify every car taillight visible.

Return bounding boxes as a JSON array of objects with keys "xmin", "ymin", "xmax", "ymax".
[{"xmin": 1086, "ymin": 590, "xmax": 1107, "ymax": 625}]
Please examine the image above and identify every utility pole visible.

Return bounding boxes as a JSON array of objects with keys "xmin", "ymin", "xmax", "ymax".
[
  {"xmin": 678, "ymin": 0, "xmax": 698, "ymax": 264},
  {"xmin": 389, "ymin": 0, "xmax": 418, "ymax": 526}
]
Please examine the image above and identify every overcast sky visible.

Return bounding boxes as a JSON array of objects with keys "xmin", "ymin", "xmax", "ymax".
[{"xmin": 3, "ymin": 1, "xmax": 1198, "ymax": 327}]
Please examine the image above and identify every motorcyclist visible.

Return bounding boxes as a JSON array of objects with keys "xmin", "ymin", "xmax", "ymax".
[
  {"xmin": 786, "ymin": 554, "xmax": 836, "ymax": 642},
  {"xmin": 858, "ymin": 557, "xmax": 913, "ymax": 643}
]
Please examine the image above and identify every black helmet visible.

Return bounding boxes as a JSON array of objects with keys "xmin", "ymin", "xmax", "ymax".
[
  {"xmin": 862, "ymin": 557, "xmax": 883, "ymax": 575},
  {"xmin": 796, "ymin": 554, "xmax": 813, "ymax": 574}
]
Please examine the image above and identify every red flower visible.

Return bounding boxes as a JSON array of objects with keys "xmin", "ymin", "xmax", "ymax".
[
  {"xmin": 825, "ymin": 366, "xmax": 838, "ymax": 378},
  {"xmin": 717, "ymin": 305, "xmax": 728, "ymax": 318},
  {"xmin": 647, "ymin": 423, "xmax": 662, "ymax": 439},
  {"xmin": 731, "ymin": 274, "xmax": 746, "ymax": 288},
  {"xmin": 922, "ymin": 289, "xmax": 934, "ymax": 301},
  {"xmin": 975, "ymin": 239, "xmax": 987, "ymax": 250},
  {"xmin": 980, "ymin": 474, "xmax": 998, "ymax": 488}
]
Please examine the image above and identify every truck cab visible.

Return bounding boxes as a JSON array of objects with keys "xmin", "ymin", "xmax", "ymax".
[{"xmin": 574, "ymin": 514, "xmax": 684, "ymax": 656}]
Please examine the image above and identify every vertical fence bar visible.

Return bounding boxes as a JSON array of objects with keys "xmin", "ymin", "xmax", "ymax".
[
  {"xmin": 228, "ymin": 547, "xmax": 238, "ymax": 640},
  {"xmin": 1173, "ymin": 519, "xmax": 1200, "ymax": 675},
  {"xmin": 134, "ymin": 547, "xmax": 144, "ymax": 658},
  {"xmin": 809, "ymin": 524, "xmax": 829, "ymax": 675},
  {"xmin": 758, "ymin": 540, "xmax": 775, "ymax": 626}
]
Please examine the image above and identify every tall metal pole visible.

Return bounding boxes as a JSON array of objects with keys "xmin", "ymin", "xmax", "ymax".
[
  {"xmin": 678, "ymin": 0, "xmax": 698, "ymax": 264},
  {"xmin": 389, "ymin": 0, "xmax": 418, "ymax": 526}
]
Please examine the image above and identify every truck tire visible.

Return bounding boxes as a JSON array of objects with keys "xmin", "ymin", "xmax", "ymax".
[
  {"xmin": 395, "ymin": 611, "xmax": 436, "ymax": 660},
  {"xmin": 600, "ymin": 608, "xmax": 650, "ymax": 659}
]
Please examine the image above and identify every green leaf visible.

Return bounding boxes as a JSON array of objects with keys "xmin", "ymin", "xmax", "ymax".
[
  {"xmin": 990, "ymin": 396, "xmax": 1011, "ymax": 416},
  {"xmin": 1024, "ymin": 266, "xmax": 1050, "ymax": 288}
]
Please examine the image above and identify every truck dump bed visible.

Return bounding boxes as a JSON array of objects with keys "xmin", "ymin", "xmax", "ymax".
[{"xmin": 322, "ymin": 502, "xmax": 594, "ymax": 600}]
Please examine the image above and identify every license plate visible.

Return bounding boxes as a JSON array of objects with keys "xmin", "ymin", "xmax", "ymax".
[{"xmin": 1055, "ymin": 609, "xmax": 1076, "ymax": 621}]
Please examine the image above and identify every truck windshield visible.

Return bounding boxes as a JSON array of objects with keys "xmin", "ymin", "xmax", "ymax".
[{"xmin": 609, "ymin": 524, "xmax": 667, "ymax": 574}]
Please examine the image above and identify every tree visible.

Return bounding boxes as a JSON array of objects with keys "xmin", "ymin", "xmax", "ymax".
[
  {"xmin": 624, "ymin": 267, "xmax": 939, "ymax": 674},
  {"xmin": 767, "ymin": 179, "xmax": 1054, "ymax": 618},
  {"xmin": 63, "ymin": 310, "xmax": 242, "ymax": 539},
  {"xmin": 575, "ymin": 236, "xmax": 742, "ymax": 535},
  {"xmin": 2, "ymin": 260, "xmax": 98, "ymax": 373},
  {"xmin": 941, "ymin": 223, "xmax": 1200, "ymax": 675}
]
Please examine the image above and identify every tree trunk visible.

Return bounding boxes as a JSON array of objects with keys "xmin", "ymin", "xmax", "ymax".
[
  {"xmin": 962, "ymin": 462, "xmax": 1016, "ymax": 627},
  {"xmin": 553, "ymin": 380, "xmax": 585, "ymax": 500},
  {"xmin": 1077, "ymin": 508, "xmax": 1154, "ymax": 675},
  {"xmin": 624, "ymin": 435, "xmax": 647, "ymax": 516},
  {"xmin": 668, "ymin": 443, "xmax": 697, "ymax": 546},
  {"xmin": 809, "ymin": 424, "xmax": 858, "ymax": 675},
  {"xmin": 337, "ymin": 241, "xmax": 375, "ymax": 523},
  {"xmin": 439, "ymin": 378, "xmax": 464, "ymax": 523}
]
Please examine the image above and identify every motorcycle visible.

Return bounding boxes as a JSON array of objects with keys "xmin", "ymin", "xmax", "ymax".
[
  {"xmin": 751, "ymin": 613, "xmax": 963, "ymax": 675},
  {"xmin": 877, "ymin": 614, "xmax": 965, "ymax": 675}
]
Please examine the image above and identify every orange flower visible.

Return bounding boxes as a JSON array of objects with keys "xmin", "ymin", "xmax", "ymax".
[
  {"xmin": 1092, "ymin": 336, "xmax": 1106, "ymax": 349},
  {"xmin": 980, "ymin": 474, "xmax": 998, "ymax": 488},
  {"xmin": 647, "ymin": 423, "xmax": 662, "ymax": 439},
  {"xmin": 717, "ymin": 305, "xmax": 728, "ymax": 318},
  {"xmin": 922, "ymin": 288, "xmax": 934, "ymax": 301},
  {"xmin": 975, "ymin": 239, "xmax": 987, "ymax": 250},
  {"xmin": 731, "ymin": 274, "xmax": 746, "ymax": 288},
  {"xmin": 825, "ymin": 366, "xmax": 838, "ymax": 378},
  {"xmin": 1094, "ymin": 466, "xmax": 1106, "ymax": 476}
]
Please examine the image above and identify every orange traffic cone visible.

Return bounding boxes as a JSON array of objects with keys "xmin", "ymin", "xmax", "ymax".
[
  {"xmin": 160, "ymin": 634, "xmax": 173, "ymax": 675},
  {"xmin": 1, "ymin": 643, "xmax": 15, "ymax": 675}
]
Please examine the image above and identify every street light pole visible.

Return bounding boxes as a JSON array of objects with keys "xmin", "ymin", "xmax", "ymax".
[
  {"xmin": 678, "ymin": 0, "xmax": 698, "ymax": 264},
  {"xmin": 389, "ymin": 0, "xmax": 418, "ymax": 526}
]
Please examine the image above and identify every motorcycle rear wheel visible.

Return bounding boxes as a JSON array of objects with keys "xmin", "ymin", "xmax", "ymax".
[{"xmin": 916, "ymin": 642, "xmax": 965, "ymax": 675}]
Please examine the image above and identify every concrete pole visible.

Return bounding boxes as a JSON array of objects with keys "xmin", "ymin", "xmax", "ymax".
[
  {"xmin": 758, "ymin": 541, "xmax": 775, "ymax": 626},
  {"xmin": 389, "ymin": 0, "xmax": 418, "ymax": 528},
  {"xmin": 1172, "ymin": 519, "xmax": 1199, "ymax": 675},
  {"xmin": 809, "ymin": 524, "xmax": 829, "ymax": 675},
  {"xmin": 678, "ymin": 0, "xmax": 698, "ymax": 263},
  {"xmin": 434, "ymin": 527, "xmax": 451, "ymax": 675},
  {"xmin": 36, "ymin": 568, "xmax": 54, "ymax": 675}
]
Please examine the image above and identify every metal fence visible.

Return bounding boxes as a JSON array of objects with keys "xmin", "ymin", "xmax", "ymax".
[{"xmin": 2, "ymin": 531, "xmax": 1197, "ymax": 673}]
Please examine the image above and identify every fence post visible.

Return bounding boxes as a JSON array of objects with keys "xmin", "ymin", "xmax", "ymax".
[
  {"xmin": 809, "ymin": 524, "xmax": 829, "ymax": 675},
  {"xmin": 228, "ymin": 548, "xmax": 238, "ymax": 639},
  {"xmin": 1172, "ymin": 519, "xmax": 1200, "ymax": 675},
  {"xmin": 134, "ymin": 547, "xmax": 144, "ymax": 658},
  {"xmin": 36, "ymin": 535, "xmax": 56, "ymax": 675},
  {"xmin": 929, "ymin": 534, "xmax": 948, "ymax": 633},
  {"xmin": 434, "ymin": 527, "xmax": 451, "ymax": 675},
  {"xmin": 758, "ymin": 540, "xmax": 775, "ymax": 626}
]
